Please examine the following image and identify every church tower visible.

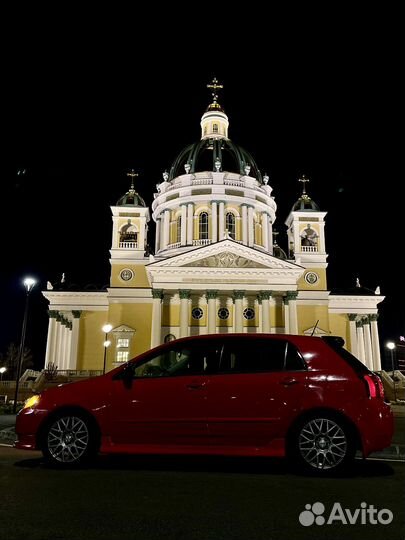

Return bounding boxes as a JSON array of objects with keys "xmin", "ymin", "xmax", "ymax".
[
  {"xmin": 110, "ymin": 170, "xmax": 150, "ymax": 286},
  {"xmin": 285, "ymin": 175, "xmax": 328, "ymax": 291}
]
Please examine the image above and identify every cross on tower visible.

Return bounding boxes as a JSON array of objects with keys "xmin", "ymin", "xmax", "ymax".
[
  {"xmin": 298, "ymin": 174, "xmax": 310, "ymax": 195},
  {"xmin": 127, "ymin": 169, "xmax": 139, "ymax": 190},
  {"xmin": 207, "ymin": 77, "xmax": 223, "ymax": 105}
]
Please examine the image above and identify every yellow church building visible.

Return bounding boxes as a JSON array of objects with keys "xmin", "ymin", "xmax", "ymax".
[{"xmin": 42, "ymin": 80, "xmax": 384, "ymax": 374}]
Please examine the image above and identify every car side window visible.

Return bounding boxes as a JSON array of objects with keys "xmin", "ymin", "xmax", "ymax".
[
  {"xmin": 285, "ymin": 342, "xmax": 306, "ymax": 371},
  {"xmin": 220, "ymin": 339, "xmax": 287, "ymax": 373},
  {"xmin": 132, "ymin": 342, "xmax": 221, "ymax": 378}
]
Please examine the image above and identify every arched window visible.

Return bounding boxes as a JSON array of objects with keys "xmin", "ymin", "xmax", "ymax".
[
  {"xmin": 226, "ymin": 212, "xmax": 236, "ymax": 239},
  {"xmin": 120, "ymin": 221, "xmax": 138, "ymax": 247},
  {"xmin": 213, "ymin": 124, "xmax": 218, "ymax": 134},
  {"xmin": 199, "ymin": 212, "xmax": 209, "ymax": 240},
  {"xmin": 176, "ymin": 216, "xmax": 182, "ymax": 243}
]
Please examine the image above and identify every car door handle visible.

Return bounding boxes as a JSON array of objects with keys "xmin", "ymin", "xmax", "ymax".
[
  {"xmin": 186, "ymin": 383, "xmax": 206, "ymax": 390},
  {"xmin": 280, "ymin": 377, "xmax": 299, "ymax": 386}
]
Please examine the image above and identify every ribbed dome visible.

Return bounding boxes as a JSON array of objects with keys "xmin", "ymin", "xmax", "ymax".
[
  {"xmin": 291, "ymin": 193, "xmax": 320, "ymax": 212},
  {"xmin": 116, "ymin": 186, "xmax": 146, "ymax": 207},
  {"xmin": 169, "ymin": 138, "xmax": 263, "ymax": 183}
]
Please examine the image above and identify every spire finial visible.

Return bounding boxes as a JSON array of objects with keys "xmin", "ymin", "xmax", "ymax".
[
  {"xmin": 207, "ymin": 77, "xmax": 223, "ymax": 110},
  {"xmin": 127, "ymin": 169, "xmax": 139, "ymax": 190},
  {"xmin": 298, "ymin": 174, "xmax": 310, "ymax": 195}
]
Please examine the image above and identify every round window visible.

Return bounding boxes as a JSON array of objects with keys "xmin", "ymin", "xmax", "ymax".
[
  {"xmin": 243, "ymin": 307, "xmax": 255, "ymax": 320},
  {"xmin": 304, "ymin": 271, "xmax": 319, "ymax": 285},
  {"xmin": 191, "ymin": 307, "xmax": 204, "ymax": 320},
  {"xmin": 218, "ymin": 307, "xmax": 230, "ymax": 320},
  {"xmin": 120, "ymin": 268, "xmax": 134, "ymax": 281}
]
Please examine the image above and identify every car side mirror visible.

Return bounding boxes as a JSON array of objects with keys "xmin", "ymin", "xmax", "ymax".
[{"xmin": 112, "ymin": 363, "xmax": 133, "ymax": 388}]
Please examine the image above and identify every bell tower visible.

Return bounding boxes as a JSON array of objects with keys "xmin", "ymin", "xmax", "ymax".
[
  {"xmin": 110, "ymin": 171, "xmax": 150, "ymax": 285},
  {"xmin": 285, "ymin": 175, "xmax": 328, "ymax": 289}
]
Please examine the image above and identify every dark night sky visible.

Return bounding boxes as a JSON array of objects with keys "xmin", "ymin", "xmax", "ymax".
[{"xmin": 1, "ymin": 5, "xmax": 401, "ymax": 369}]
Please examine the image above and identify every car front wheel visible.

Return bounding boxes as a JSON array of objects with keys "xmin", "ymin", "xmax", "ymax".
[
  {"xmin": 42, "ymin": 413, "xmax": 99, "ymax": 467},
  {"xmin": 291, "ymin": 415, "xmax": 355, "ymax": 474}
]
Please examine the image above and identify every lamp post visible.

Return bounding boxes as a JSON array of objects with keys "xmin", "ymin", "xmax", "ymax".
[
  {"xmin": 13, "ymin": 277, "xmax": 36, "ymax": 414},
  {"xmin": 102, "ymin": 324, "xmax": 113, "ymax": 374},
  {"xmin": 386, "ymin": 341, "xmax": 397, "ymax": 402},
  {"xmin": 0, "ymin": 367, "xmax": 6, "ymax": 381}
]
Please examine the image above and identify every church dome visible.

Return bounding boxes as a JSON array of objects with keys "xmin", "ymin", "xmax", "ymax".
[
  {"xmin": 168, "ymin": 138, "xmax": 263, "ymax": 182},
  {"xmin": 291, "ymin": 175, "xmax": 320, "ymax": 212}
]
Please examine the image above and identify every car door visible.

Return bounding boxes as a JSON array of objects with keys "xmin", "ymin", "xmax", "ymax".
[
  {"xmin": 108, "ymin": 341, "xmax": 217, "ymax": 447},
  {"xmin": 205, "ymin": 338, "xmax": 307, "ymax": 447}
]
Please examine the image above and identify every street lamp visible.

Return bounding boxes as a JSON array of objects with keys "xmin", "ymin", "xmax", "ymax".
[
  {"xmin": 102, "ymin": 324, "xmax": 113, "ymax": 374},
  {"xmin": 386, "ymin": 341, "xmax": 397, "ymax": 402},
  {"xmin": 13, "ymin": 277, "xmax": 36, "ymax": 414},
  {"xmin": 0, "ymin": 367, "xmax": 6, "ymax": 381}
]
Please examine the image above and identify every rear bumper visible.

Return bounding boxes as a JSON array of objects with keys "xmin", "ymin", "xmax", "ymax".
[{"xmin": 358, "ymin": 401, "xmax": 394, "ymax": 457}]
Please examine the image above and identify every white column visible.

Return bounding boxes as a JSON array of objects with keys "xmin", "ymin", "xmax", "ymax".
[
  {"xmin": 151, "ymin": 289, "xmax": 163, "ymax": 347},
  {"xmin": 211, "ymin": 202, "xmax": 218, "ymax": 243},
  {"xmin": 241, "ymin": 205, "xmax": 248, "ymax": 245},
  {"xmin": 248, "ymin": 206, "xmax": 254, "ymax": 247},
  {"xmin": 257, "ymin": 297, "xmax": 263, "ymax": 333},
  {"xmin": 162, "ymin": 210, "xmax": 170, "ymax": 249},
  {"xmin": 218, "ymin": 202, "xmax": 225, "ymax": 241},
  {"xmin": 348, "ymin": 315, "xmax": 358, "ymax": 357},
  {"xmin": 370, "ymin": 315, "xmax": 382, "ymax": 371},
  {"xmin": 363, "ymin": 317, "xmax": 373, "ymax": 371},
  {"xmin": 55, "ymin": 315, "xmax": 64, "ymax": 369},
  {"xmin": 69, "ymin": 311, "xmax": 81, "ymax": 370},
  {"xmin": 62, "ymin": 321, "xmax": 69, "ymax": 370},
  {"xmin": 356, "ymin": 321, "xmax": 366, "ymax": 365},
  {"xmin": 234, "ymin": 291, "xmax": 244, "ymax": 332},
  {"xmin": 179, "ymin": 289, "xmax": 190, "ymax": 338},
  {"xmin": 262, "ymin": 213, "xmax": 269, "ymax": 251},
  {"xmin": 207, "ymin": 291, "xmax": 218, "ymax": 334},
  {"xmin": 181, "ymin": 205, "xmax": 187, "ymax": 246},
  {"xmin": 187, "ymin": 203, "xmax": 194, "ymax": 245},
  {"xmin": 44, "ymin": 311, "xmax": 58, "ymax": 368},
  {"xmin": 287, "ymin": 291, "xmax": 298, "ymax": 334},
  {"xmin": 155, "ymin": 217, "xmax": 161, "ymax": 253},
  {"xmin": 283, "ymin": 297, "xmax": 290, "ymax": 334},
  {"xmin": 268, "ymin": 222, "xmax": 273, "ymax": 255},
  {"xmin": 261, "ymin": 292, "xmax": 271, "ymax": 333}
]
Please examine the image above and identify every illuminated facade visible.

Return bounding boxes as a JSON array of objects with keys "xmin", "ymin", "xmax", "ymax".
[{"xmin": 43, "ymin": 80, "xmax": 384, "ymax": 373}]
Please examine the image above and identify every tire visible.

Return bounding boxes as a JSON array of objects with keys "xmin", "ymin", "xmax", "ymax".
[
  {"xmin": 41, "ymin": 411, "xmax": 99, "ymax": 467},
  {"xmin": 289, "ymin": 413, "xmax": 356, "ymax": 475}
]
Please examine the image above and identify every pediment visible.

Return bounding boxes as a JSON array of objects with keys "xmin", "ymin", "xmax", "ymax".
[{"xmin": 148, "ymin": 240, "xmax": 303, "ymax": 270}]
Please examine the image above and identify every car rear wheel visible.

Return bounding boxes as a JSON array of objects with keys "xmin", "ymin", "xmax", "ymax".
[
  {"xmin": 42, "ymin": 413, "xmax": 99, "ymax": 467},
  {"xmin": 290, "ymin": 415, "xmax": 355, "ymax": 474}
]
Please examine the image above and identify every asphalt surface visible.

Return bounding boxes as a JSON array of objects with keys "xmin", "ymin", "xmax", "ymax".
[
  {"xmin": 1, "ymin": 409, "xmax": 404, "ymax": 539},
  {"xmin": 0, "ymin": 447, "xmax": 404, "ymax": 540}
]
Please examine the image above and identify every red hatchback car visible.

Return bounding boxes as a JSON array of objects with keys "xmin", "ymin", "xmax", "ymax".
[{"xmin": 15, "ymin": 334, "xmax": 393, "ymax": 473}]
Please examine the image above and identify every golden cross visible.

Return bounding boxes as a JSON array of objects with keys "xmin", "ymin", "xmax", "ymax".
[
  {"xmin": 127, "ymin": 169, "xmax": 138, "ymax": 189},
  {"xmin": 298, "ymin": 174, "xmax": 310, "ymax": 194},
  {"xmin": 207, "ymin": 77, "xmax": 223, "ymax": 103}
]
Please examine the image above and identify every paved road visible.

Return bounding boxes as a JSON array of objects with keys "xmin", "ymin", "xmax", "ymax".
[{"xmin": 0, "ymin": 447, "xmax": 403, "ymax": 540}]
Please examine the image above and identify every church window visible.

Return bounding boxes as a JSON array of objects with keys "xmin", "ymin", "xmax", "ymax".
[
  {"xmin": 120, "ymin": 221, "xmax": 138, "ymax": 248},
  {"xmin": 199, "ymin": 212, "xmax": 209, "ymax": 240},
  {"xmin": 226, "ymin": 212, "xmax": 236, "ymax": 239},
  {"xmin": 176, "ymin": 216, "xmax": 182, "ymax": 243},
  {"xmin": 218, "ymin": 307, "xmax": 230, "ymax": 320},
  {"xmin": 213, "ymin": 124, "xmax": 218, "ymax": 133},
  {"xmin": 192, "ymin": 307, "xmax": 204, "ymax": 320},
  {"xmin": 116, "ymin": 351, "xmax": 129, "ymax": 363},
  {"xmin": 243, "ymin": 308, "xmax": 255, "ymax": 320}
]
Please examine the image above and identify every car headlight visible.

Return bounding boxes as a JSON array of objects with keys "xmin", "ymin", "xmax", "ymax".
[{"xmin": 23, "ymin": 395, "xmax": 41, "ymax": 410}]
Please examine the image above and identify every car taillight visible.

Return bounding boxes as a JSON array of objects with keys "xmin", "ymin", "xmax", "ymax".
[{"xmin": 363, "ymin": 374, "xmax": 384, "ymax": 399}]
